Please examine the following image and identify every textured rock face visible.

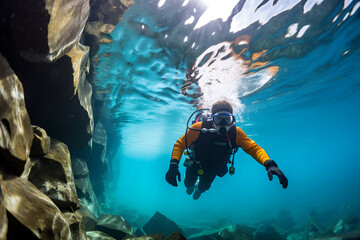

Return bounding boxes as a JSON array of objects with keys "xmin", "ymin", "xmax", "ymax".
[
  {"xmin": 0, "ymin": 203, "xmax": 7, "ymax": 239},
  {"xmin": 143, "ymin": 211, "xmax": 185, "ymax": 237},
  {"xmin": 10, "ymin": 43, "xmax": 94, "ymax": 151},
  {"xmin": 63, "ymin": 211, "xmax": 87, "ymax": 240},
  {"xmin": 84, "ymin": 0, "xmax": 134, "ymax": 57},
  {"xmin": 0, "ymin": 54, "xmax": 33, "ymax": 176},
  {"xmin": 78, "ymin": 201, "xmax": 98, "ymax": 231},
  {"xmin": 88, "ymin": 122, "xmax": 108, "ymax": 198},
  {"xmin": 30, "ymin": 125, "xmax": 51, "ymax": 156},
  {"xmin": 96, "ymin": 214, "xmax": 135, "ymax": 237},
  {"xmin": 72, "ymin": 157, "xmax": 101, "ymax": 217},
  {"xmin": 0, "ymin": 177, "xmax": 72, "ymax": 239},
  {"xmin": 10, "ymin": 0, "xmax": 90, "ymax": 62},
  {"xmin": 86, "ymin": 230, "xmax": 117, "ymax": 240},
  {"xmin": 28, "ymin": 138, "xmax": 80, "ymax": 211}
]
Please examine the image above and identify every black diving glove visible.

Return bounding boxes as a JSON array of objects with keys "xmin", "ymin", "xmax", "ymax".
[
  {"xmin": 264, "ymin": 160, "xmax": 288, "ymax": 189},
  {"xmin": 165, "ymin": 159, "xmax": 181, "ymax": 187}
]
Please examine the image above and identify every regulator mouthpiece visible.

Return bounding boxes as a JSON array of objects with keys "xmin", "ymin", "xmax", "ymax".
[{"xmin": 218, "ymin": 127, "xmax": 227, "ymax": 136}]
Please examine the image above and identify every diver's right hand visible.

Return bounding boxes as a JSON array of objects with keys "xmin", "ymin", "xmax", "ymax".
[{"xmin": 166, "ymin": 159, "xmax": 181, "ymax": 186}]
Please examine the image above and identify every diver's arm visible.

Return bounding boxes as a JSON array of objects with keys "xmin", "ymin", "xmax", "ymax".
[
  {"xmin": 235, "ymin": 127, "xmax": 270, "ymax": 165},
  {"xmin": 170, "ymin": 122, "xmax": 202, "ymax": 162}
]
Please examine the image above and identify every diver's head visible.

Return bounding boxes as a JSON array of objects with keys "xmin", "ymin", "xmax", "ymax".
[{"xmin": 211, "ymin": 100, "xmax": 235, "ymax": 136}]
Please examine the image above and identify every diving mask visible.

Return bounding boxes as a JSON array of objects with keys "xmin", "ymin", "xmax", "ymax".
[
  {"xmin": 212, "ymin": 112, "xmax": 235, "ymax": 136},
  {"xmin": 212, "ymin": 113, "xmax": 234, "ymax": 126}
]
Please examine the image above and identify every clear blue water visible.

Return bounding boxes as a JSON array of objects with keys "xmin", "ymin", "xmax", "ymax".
[{"xmin": 93, "ymin": 0, "xmax": 360, "ymax": 228}]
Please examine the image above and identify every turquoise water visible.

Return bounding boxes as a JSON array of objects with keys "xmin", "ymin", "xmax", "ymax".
[{"xmin": 93, "ymin": 0, "xmax": 360, "ymax": 228}]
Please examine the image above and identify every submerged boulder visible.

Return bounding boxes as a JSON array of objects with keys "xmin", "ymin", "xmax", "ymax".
[
  {"xmin": 27, "ymin": 138, "xmax": 79, "ymax": 211},
  {"xmin": 0, "ymin": 53, "xmax": 33, "ymax": 176},
  {"xmin": 0, "ymin": 176, "xmax": 71, "ymax": 239},
  {"xmin": 143, "ymin": 211, "xmax": 185, "ymax": 237},
  {"xmin": 95, "ymin": 214, "xmax": 135, "ymax": 239}
]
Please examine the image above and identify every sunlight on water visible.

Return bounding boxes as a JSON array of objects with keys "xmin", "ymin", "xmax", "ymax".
[{"xmin": 183, "ymin": 36, "xmax": 278, "ymax": 117}]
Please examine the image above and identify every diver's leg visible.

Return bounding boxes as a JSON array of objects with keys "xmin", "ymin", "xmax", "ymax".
[
  {"xmin": 198, "ymin": 169, "xmax": 217, "ymax": 193},
  {"xmin": 184, "ymin": 164, "xmax": 198, "ymax": 194},
  {"xmin": 193, "ymin": 169, "xmax": 217, "ymax": 200}
]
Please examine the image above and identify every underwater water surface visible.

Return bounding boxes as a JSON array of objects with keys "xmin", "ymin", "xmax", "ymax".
[{"xmin": 92, "ymin": 0, "xmax": 360, "ymax": 228}]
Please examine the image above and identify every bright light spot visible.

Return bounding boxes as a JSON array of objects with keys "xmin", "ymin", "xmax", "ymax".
[
  {"xmin": 141, "ymin": 25, "xmax": 145, "ymax": 29},
  {"xmin": 185, "ymin": 16, "xmax": 195, "ymax": 25},
  {"xmin": 351, "ymin": 2, "xmax": 360, "ymax": 15},
  {"xmin": 158, "ymin": 0, "xmax": 166, "ymax": 8},
  {"xmin": 230, "ymin": 0, "xmax": 301, "ymax": 33},
  {"xmin": 344, "ymin": 0, "xmax": 353, "ymax": 9},
  {"xmin": 238, "ymin": 41, "xmax": 247, "ymax": 45},
  {"xmin": 303, "ymin": 0, "xmax": 324, "ymax": 13},
  {"xmin": 184, "ymin": 36, "xmax": 188, "ymax": 42},
  {"xmin": 194, "ymin": 0, "xmax": 239, "ymax": 29},
  {"xmin": 342, "ymin": 12, "xmax": 350, "ymax": 22},
  {"xmin": 211, "ymin": 31, "xmax": 216, "ymax": 35},
  {"xmin": 191, "ymin": 42, "xmax": 196, "ymax": 48},
  {"xmin": 164, "ymin": 34, "xmax": 168, "ymax": 39},
  {"xmin": 297, "ymin": 25, "xmax": 310, "ymax": 38},
  {"xmin": 285, "ymin": 23, "xmax": 298, "ymax": 38},
  {"xmin": 333, "ymin": 14, "xmax": 339, "ymax": 22},
  {"xmin": 182, "ymin": 0, "xmax": 189, "ymax": 6},
  {"xmin": 342, "ymin": 50, "xmax": 349, "ymax": 55},
  {"xmin": 193, "ymin": 8, "xmax": 196, "ymax": 13}
]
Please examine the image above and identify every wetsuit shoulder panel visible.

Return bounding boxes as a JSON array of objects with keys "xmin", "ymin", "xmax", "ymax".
[
  {"xmin": 235, "ymin": 127, "xmax": 270, "ymax": 165},
  {"xmin": 171, "ymin": 122, "xmax": 202, "ymax": 162}
]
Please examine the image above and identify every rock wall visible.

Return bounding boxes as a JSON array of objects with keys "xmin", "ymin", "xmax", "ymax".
[{"xmin": 0, "ymin": 0, "xmax": 133, "ymax": 239}]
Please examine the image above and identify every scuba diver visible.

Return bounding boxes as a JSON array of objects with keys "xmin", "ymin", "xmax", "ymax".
[{"xmin": 165, "ymin": 100, "xmax": 288, "ymax": 200}]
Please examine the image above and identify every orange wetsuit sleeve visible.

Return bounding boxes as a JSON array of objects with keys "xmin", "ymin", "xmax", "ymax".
[
  {"xmin": 235, "ymin": 127, "xmax": 270, "ymax": 165},
  {"xmin": 171, "ymin": 122, "xmax": 202, "ymax": 163}
]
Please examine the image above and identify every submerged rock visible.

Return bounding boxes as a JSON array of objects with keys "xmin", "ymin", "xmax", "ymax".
[
  {"xmin": 0, "ymin": 53, "xmax": 33, "ymax": 176},
  {"xmin": 27, "ymin": 138, "xmax": 79, "ymax": 211},
  {"xmin": 30, "ymin": 125, "xmax": 51, "ymax": 156},
  {"xmin": 3, "ymin": 42, "xmax": 94, "ymax": 151},
  {"xmin": 78, "ymin": 201, "xmax": 98, "ymax": 231},
  {"xmin": 87, "ymin": 122, "xmax": 108, "ymax": 201},
  {"xmin": 333, "ymin": 216, "xmax": 359, "ymax": 234},
  {"xmin": 63, "ymin": 211, "xmax": 87, "ymax": 240},
  {"xmin": 254, "ymin": 226, "xmax": 286, "ymax": 240},
  {"xmin": 219, "ymin": 224, "xmax": 254, "ymax": 240},
  {"xmin": 0, "ymin": 177, "xmax": 71, "ymax": 239},
  {"xmin": 0, "ymin": 203, "xmax": 7, "ymax": 239},
  {"xmin": 143, "ymin": 211, "xmax": 185, "ymax": 237},
  {"xmin": 84, "ymin": 0, "xmax": 134, "ymax": 57},
  {"xmin": 95, "ymin": 214, "xmax": 135, "ymax": 239},
  {"xmin": 124, "ymin": 233, "xmax": 164, "ymax": 240},
  {"xmin": 86, "ymin": 230, "xmax": 116, "ymax": 240},
  {"xmin": 187, "ymin": 227, "xmax": 223, "ymax": 240},
  {"xmin": 166, "ymin": 231, "xmax": 188, "ymax": 240},
  {"xmin": 8, "ymin": 0, "xmax": 89, "ymax": 62},
  {"xmin": 72, "ymin": 157, "xmax": 101, "ymax": 217}
]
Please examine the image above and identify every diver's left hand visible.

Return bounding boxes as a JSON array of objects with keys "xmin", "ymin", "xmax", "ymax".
[{"xmin": 264, "ymin": 160, "xmax": 288, "ymax": 189}]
